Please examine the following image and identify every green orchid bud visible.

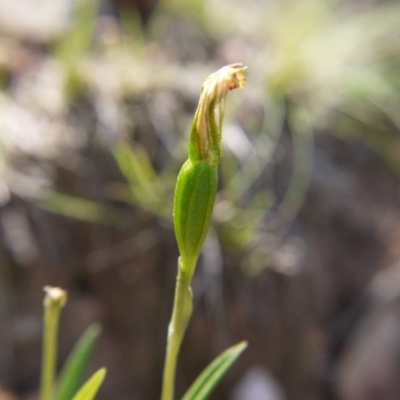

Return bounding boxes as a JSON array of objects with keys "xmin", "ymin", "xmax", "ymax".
[
  {"xmin": 173, "ymin": 64, "xmax": 247, "ymax": 279},
  {"xmin": 174, "ymin": 160, "xmax": 218, "ymax": 278},
  {"xmin": 162, "ymin": 65, "xmax": 246, "ymax": 400}
]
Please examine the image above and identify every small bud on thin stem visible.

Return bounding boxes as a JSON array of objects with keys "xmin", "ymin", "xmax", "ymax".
[
  {"xmin": 162, "ymin": 64, "xmax": 246, "ymax": 400},
  {"xmin": 40, "ymin": 286, "xmax": 68, "ymax": 400}
]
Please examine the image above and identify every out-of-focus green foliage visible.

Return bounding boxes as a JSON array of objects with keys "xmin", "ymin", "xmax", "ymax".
[
  {"xmin": 113, "ymin": 141, "xmax": 168, "ymax": 216},
  {"xmin": 37, "ymin": 191, "xmax": 123, "ymax": 225},
  {"xmin": 54, "ymin": 0, "xmax": 98, "ymax": 99}
]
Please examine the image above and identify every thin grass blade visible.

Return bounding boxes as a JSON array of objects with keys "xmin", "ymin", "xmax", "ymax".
[
  {"xmin": 71, "ymin": 368, "xmax": 106, "ymax": 400},
  {"xmin": 37, "ymin": 191, "xmax": 122, "ymax": 225},
  {"xmin": 181, "ymin": 341, "xmax": 247, "ymax": 400},
  {"xmin": 55, "ymin": 324, "xmax": 102, "ymax": 400}
]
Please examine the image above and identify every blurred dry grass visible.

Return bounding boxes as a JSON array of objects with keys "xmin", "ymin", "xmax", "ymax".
[{"xmin": 1, "ymin": 0, "xmax": 400, "ymax": 399}]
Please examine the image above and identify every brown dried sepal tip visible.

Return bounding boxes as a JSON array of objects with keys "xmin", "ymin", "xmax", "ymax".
[
  {"xmin": 227, "ymin": 63, "xmax": 247, "ymax": 90},
  {"xmin": 192, "ymin": 63, "xmax": 247, "ymax": 164},
  {"xmin": 201, "ymin": 63, "xmax": 247, "ymax": 95}
]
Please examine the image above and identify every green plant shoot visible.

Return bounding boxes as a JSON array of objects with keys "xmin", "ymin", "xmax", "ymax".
[
  {"xmin": 161, "ymin": 64, "xmax": 247, "ymax": 400},
  {"xmin": 40, "ymin": 287, "xmax": 68, "ymax": 400}
]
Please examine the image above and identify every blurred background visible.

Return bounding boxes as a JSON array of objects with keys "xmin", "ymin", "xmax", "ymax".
[{"xmin": 1, "ymin": 0, "xmax": 400, "ymax": 399}]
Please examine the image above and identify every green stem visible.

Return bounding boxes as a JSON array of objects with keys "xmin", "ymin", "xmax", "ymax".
[
  {"xmin": 40, "ymin": 287, "xmax": 67, "ymax": 400},
  {"xmin": 161, "ymin": 259, "xmax": 194, "ymax": 400}
]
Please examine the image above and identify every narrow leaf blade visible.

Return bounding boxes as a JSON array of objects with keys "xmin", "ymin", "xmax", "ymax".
[
  {"xmin": 72, "ymin": 368, "xmax": 106, "ymax": 400},
  {"xmin": 181, "ymin": 341, "xmax": 247, "ymax": 400},
  {"xmin": 55, "ymin": 324, "xmax": 102, "ymax": 400},
  {"xmin": 37, "ymin": 191, "xmax": 122, "ymax": 225}
]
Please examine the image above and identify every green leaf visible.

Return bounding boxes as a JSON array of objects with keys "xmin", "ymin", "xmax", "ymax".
[
  {"xmin": 54, "ymin": 0, "xmax": 98, "ymax": 99},
  {"xmin": 72, "ymin": 368, "xmax": 106, "ymax": 400},
  {"xmin": 36, "ymin": 191, "xmax": 122, "ymax": 225},
  {"xmin": 112, "ymin": 141, "xmax": 159, "ymax": 206},
  {"xmin": 181, "ymin": 341, "xmax": 247, "ymax": 400},
  {"xmin": 55, "ymin": 324, "xmax": 102, "ymax": 400}
]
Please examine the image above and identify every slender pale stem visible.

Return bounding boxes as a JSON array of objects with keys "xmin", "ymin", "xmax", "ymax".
[
  {"xmin": 40, "ymin": 287, "xmax": 67, "ymax": 400},
  {"xmin": 161, "ymin": 259, "xmax": 194, "ymax": 400}
]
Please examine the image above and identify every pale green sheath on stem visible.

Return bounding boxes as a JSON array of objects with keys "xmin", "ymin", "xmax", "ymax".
[{"xmin": 161, "ymin": 64, "xmax": 247, "ymax": 400}]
